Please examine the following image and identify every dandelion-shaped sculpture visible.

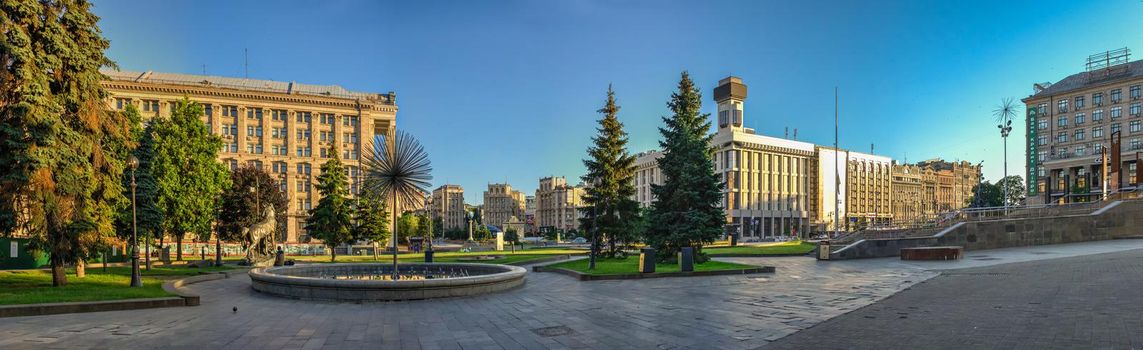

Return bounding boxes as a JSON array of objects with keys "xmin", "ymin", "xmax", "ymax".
[{"xmin": 362, "ymin": 130, "xmax": 433, "ymax": 279}]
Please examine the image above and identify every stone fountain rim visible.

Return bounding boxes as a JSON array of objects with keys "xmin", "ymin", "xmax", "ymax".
[{"xmin": 248, "ymin": 262, "xmax": 527, "ymax": 289}]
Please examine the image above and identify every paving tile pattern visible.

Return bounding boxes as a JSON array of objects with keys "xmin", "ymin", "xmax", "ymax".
[
  {"xmin": 764, "ymin": 247, "xmax": 1143, "ymax": 350},
  {"xmin": 0, "ymin": 257, "xmax": 931, "ymax": 350}
]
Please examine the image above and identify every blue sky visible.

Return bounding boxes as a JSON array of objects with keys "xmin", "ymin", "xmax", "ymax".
[{"xmin": 93, "ymin": 0, "xmax": 1143, "ymax": 204}]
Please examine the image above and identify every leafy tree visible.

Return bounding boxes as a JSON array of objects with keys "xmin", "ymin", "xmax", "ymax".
[
  {"xmin": 969, "ymin": 181, "xmax": 1004, "ymax": 208},
  {"xmin": 444, "ymin": 228, "xmax": 466, "ymax": 240},
  {"xmin": 351, "ymin": 191, "xmax": 390, "ymax": 249},
  {"xmin": 415, "ymin": 212, "xmax": 431, "ymax": 239},
  {"xmin": 505, "ymin": 228, "xmax": 520, "ymax": 247},
  {"xmin": 646, "ymin": 72, "xmax": 725, "ymax": 263},
  {"xmin": 0, "ymin": 0, "xmax": 128, "ymax": 286},
  {"xmin": 397, "ymin": 212, "xmax": 420, "ymax": 240},
  {"xmin": 997, "ymin": 175, "xmax": 1026, "ymax": 206},
  {"xmin": 217, "ymin": 167, "xmax": 288, "ymax": 245},
  {"xmin": 305, "ymin": 146, "xmax": 354, "ymax": 262},
  {"xmin": 579, "ymin": 85, "xmax": 640, "ymax": 264},
  {"xmin": 149, "ymin": 98, "xmax": 230, "ymax": 261},
  {"xmin": 473, "ymin": 224, "xmax": 491, "ymax": 242}
]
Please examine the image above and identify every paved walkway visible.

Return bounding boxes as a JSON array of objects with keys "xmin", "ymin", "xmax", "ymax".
[
  {"xmin": 765, "ymin": 241, "xmax": 1143, "ymax": 350},
  {"xmin": 2, "ymin": 240, "xmax": 1142, "ymax": 349}
]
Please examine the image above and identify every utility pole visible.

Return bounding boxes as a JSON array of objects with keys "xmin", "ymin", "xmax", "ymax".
[{"xmin": 834, "ymin": 87, "xmax": 840, "ymax": 238}]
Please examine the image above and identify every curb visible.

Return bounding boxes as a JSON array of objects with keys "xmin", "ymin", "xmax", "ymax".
[
  {"xmin": 506, "ymin": 254, "xmax": 577, "ymax": 266},
  {"xmin": 0, "ymin": 270, "xmax": 237, "ymax": 318},
  {"xmin": 707, "ymin": 252, "xmax": 811, "ymax": 258},
  {"xmin": 533, "ymin": 265, "xmax": 775, "ymax": 281}
]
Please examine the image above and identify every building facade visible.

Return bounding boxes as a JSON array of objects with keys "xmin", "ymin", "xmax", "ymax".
[
  {"xmin": 431, "ymin": 185, "xmax": 466, "ymax": 231},
  {"xmin": 524, "ymin": 195, "xmax": 536, "ymax": 234},
  {"xmin": 633, "ymin": 150, "xmax": 663, "ymax": 208},
  {"xmin": 891, "ymin": 163, "xmax": 925, "ymax": 225},
  {"xmin": 816, "ymin": 147, "xmax": 893, "ymax": 230},
  {"xmin": 102, "ymin": 70, "xmax": 396, "ymax": 243},
  {"xmin": 482, "ymin": 183, "xmax": 526, "ymax": 230},
  {"xmin": 535, "ymin": 177, "xmax": 585, "ymax": 233},
  {"xmin": 1023, "ymin": 53, "xmax": 1143, "ymax": 204}
]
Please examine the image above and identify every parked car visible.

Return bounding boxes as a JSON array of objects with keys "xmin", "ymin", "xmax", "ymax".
[{"xmin": 572, "ymin": 237, "xmax": 587, "ymax": 244}]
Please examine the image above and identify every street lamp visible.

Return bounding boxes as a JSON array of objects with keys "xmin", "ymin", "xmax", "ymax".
[
  {"xmin": 127, "ymin": 155, "xmax": 142, "ymax": 287},
  {"xmin": 994, "ymin": 98, "xmax": 1019, "ymax": 212}
]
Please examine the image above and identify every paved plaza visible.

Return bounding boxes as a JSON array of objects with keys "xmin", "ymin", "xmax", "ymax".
[{"xmin": 2, "ymin": 240, "xmax": 1143, "ymax": 349}]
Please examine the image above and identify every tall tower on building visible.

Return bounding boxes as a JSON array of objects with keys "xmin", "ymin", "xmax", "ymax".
[{"xmin": 713, "ymin": 76, "xmax": 748, "ymax": 132}]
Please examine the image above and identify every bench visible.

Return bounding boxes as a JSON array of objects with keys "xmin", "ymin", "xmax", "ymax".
[{"xmin": 900, "ymin": 246, "xmax": 963, "ymax": 261}]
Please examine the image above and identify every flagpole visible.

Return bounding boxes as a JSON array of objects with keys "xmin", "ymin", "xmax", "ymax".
[{"xmin": 834, "ymin": 87, "xmax": 840, "ymax": 238}]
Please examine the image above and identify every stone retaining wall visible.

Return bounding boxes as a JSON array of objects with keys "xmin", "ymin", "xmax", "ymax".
[
  {"xmin": 249, "ymin": 263, "xmax": 527, "ymax": 301},
  {"xmin": 831, "ymin": 200, "xmax": 1143, "ymax": 260}
]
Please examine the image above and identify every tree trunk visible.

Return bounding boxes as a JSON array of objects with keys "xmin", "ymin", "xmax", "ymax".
[
  {"xmin": 176, "ymin": 234, "xmax": 183, "ymax": 261},
  {"xmin": 51, "ymin": 256, "xmax": 68, "ymax": 287},
  {"xmin": 76, "ymin": 259, "xmax": 86, "ymax": 278},
  {"xmin": 215, "ymin": 237, "xmax": 222, "ymax": 266},
  {"xmin": 330, "ymin": 248, "xmax": 337, "ymax": 262}
]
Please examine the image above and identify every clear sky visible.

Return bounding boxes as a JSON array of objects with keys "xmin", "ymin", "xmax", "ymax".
[{"xmin": 93, "ymin": 0, "xmax": 1143, "ymax": 204}]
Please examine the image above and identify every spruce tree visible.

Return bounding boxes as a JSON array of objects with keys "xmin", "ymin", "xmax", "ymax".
[
  {"xmin": 306, "ymin": 146, "xmax": 353, "ymax": 262},
  {"xmin": 116, "ymin": 105, "xmax": 164, "ymax": 264},
  {"xmin": 579, "ymin": 85, "xmax": 639, "ymax": 265},
  {"xmin": 647, "ymin": 72, "xmax": 725, "ymax": 262},
  {"xmin": 0, "ymin": 0, "xmax": 128, "ymax": 286},
  {"xmin": 150, "ymin": 98, "xmax": 230, "ymax": 261}
]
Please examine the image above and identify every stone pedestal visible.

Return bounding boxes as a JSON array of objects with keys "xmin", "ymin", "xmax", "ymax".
[{"xmin": 495, "ymin": 232, "xmax": 504, "ymax": 251}]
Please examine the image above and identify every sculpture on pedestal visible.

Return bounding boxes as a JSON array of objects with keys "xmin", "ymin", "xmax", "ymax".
[{"xmin": 243, "ymin": 207, "xmax": 277, "ymax": 266}]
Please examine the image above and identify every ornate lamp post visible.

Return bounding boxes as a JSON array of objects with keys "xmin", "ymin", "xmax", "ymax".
[
  {"xmin": 995, "ymin": 98, "xmax": 1019, "ymax": 212},
  {"xmin": 127, "ymin": 155, "xmax": 142, "ymax": 287}
]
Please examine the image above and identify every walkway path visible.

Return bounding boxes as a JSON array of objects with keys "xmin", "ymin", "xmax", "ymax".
[{"xmin": 2, "ymin": 240, "xmax": 1142, "ymax": 349}]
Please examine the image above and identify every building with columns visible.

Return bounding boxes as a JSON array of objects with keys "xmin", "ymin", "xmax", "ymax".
[
  {"xmin": 431, "ymin": 185, "xmax": 466, "ymax": 231},
  {"xmin": 482, "ymin": 183, "xmax": 526, "ymax": 230},
  {"xmin": 101, "ymin": 70, "xmax": 396, "ymax": 244}
]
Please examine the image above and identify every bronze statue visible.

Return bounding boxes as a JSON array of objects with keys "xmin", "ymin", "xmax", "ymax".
[{"xmin": 243, "ymin": 206, "xmax": 277, "ymax": 266}]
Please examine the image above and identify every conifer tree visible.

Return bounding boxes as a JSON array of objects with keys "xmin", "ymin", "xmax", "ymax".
[
  {"xmin": 0, "ymin": 0, "xmax": 128, "ymax": 286},
  {"xmin": 579, "ymin": 85, "xmax": 639, "ymax": 265},
  {"xmin": 646, "ymin": 72, "xmax": 725, "ymax": 262},
  {"xmin": 306, "ymin": 146, "xmax": 354, "ymax": 262},
  {"xmin": 351, "ymin": 191, "xmax": 391, "ymax": 250}
]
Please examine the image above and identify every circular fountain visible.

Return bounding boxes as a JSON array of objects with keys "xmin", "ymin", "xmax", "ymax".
[{"xmin": 249, "ymin": 263, "xmax": 526, "ymax": 301}]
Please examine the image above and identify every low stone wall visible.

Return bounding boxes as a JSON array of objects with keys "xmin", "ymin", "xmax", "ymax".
[
  {"xmin": 248, "ymin": 263, "xmax": 527, "ymax": 301},
  {"xmin": 533, "ymin": 265, "xmax": 775, "ymax": 281},
  {"xmin": 830, "ymin": 200, "xmax": 1143, "ymax": 260}
]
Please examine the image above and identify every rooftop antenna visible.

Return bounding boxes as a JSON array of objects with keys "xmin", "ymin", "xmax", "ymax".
[
  {"xmin": 871, "ymin": 143, "xmax": 874, "ymax": 154},
  {"xmin": 785, "ymin": 127, "xmax": 789, "ymax": 139},
  {"xmin": 201, "ymin": 64, "xmax": 206, "ymax": 75},
  {"xmin": 793, "ymin": 128, "xmax": 798, "ymax": 140},
  {"xmin": 244, "ymin": 48, "xmax": 249, "ymax": 79}
]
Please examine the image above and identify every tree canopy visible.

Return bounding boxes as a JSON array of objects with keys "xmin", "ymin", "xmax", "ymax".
[
  {"xmin": 305, "ymin": 146, "xmax": 354, "ymax": 261},
  {"xmin": 579, "ymin": 85, "xmax": 640, "ymax": 259},
  {"xmin": 218, "ymin": 166, "xmax": 288, "ymax": 244}
]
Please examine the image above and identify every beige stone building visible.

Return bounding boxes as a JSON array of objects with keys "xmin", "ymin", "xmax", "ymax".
[
  {"xmin": 535, "ymin": 177, "xmax": 585, "ymax": 233},
  {"xmin": 816, "ymin": 147, "xmax": 893, "ymax": 230},
  {"xmin": 633, "ymin": 150, "xmax": 663, "ymax": 208},
  {"xmin": 891, "ymin": 163, "xmax": 925, "ymax": 225},
  {"xmin": 1023, "ymin": 52, "xmax": 1143, "ymax": 204},
  {"xmin": 482, "ymin": 183, "xmax": 526, "ymax": 230},
  {"xmin": 101, "ymin": 70, "xmax": 396, "ymax": 244},
  {"xmin": 431, "ymin": 185, "xmax": 466, "ymax": 231}
]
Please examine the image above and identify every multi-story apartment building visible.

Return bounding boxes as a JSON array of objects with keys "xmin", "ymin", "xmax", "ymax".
[
  {"xmin": 816, "ymin": 147, "xmax": 892, "ymax": 230},
  {"xmin": 891, "ymin": 163, "xmax": 925, "ymax": 225},
  {"xmin": 915, "ymin": 159, "xmax": 980, "ymax": 211},
  {"xmin": 431, "ymin": 185, "xmax": 466, "ymax": 231},
  {"xmin": 482, "ymin": 183, "xmax": 526, "ymax": 230},
  {"xmin": 535, "ymin": 177, "xmax": 585, "ymax": 233},
  {"xmin": 633, "ymin": 150, "xmax": 664, "ymax": 208},
  {"xmin": 1023, "ymin": 50, "xmax": 1143, "ymax": 204},
  {"xmin": 102, "ymin": 70, "xmax": 396, "ymax": 243}
]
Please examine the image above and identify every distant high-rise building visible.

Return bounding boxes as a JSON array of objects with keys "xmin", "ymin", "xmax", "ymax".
[
  {"xmin": 483, "ymin": 183, "xmax": 526, "ymax": 230},
  {"xmin": 535, "ymin": 177, "xmax": 585, "ymax": 233},
  {"xmin": 431, "ymin": 185, "xmax": 466, "ymax": 231}
]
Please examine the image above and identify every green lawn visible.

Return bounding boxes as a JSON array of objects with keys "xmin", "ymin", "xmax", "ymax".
[
  {"xmin": 705, "ymin": 241, "xmax": 816, "ymax": 256},
  {"xmin": 547, "ymin": 257, "xmax": 757, "ymax": 276},
  {"xmin": 0, "ymin": 265, "xmax": 233, "ymax": 306}
]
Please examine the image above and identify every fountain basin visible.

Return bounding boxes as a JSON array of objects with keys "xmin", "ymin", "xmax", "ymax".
[{"xmin": 249, "ymin": 263, "xmax": 526, "ymax": 301}]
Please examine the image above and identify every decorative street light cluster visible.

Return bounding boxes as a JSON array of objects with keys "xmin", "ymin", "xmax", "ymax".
[{"xmin": 994, "ymin": 97, "xmax": 1019, "ymax": 210}]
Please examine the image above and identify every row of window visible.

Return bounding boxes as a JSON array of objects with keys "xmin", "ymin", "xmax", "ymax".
[
  {"xmin": 1044, "ymin": 104, "xmax": 1143, "ymax": 129},
  {"xmin": 1050, "ymin": 85, "xmax": 1143, "ymax": 114}
]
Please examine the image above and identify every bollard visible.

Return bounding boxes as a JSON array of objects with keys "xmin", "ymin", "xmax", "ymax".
[
  {"xmin": 817, "ymin": 240, "xmax": 831, "ymax": 260},
  {"xmin": 424, "ymin": 249, "xmax": 434, "ymax": 263},
  {"xmin": 639, "ymin": 248, "xmax": 656, "ymax": 273},
  {"xmin": 679, "ymin": 247, "xmax": 694, "ymax": 272}
]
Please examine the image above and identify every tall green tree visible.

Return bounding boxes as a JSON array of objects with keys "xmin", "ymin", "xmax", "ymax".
[
  {"xmin": 0, "ymin": 0, "xmax": 128, "ymax": 286},
  {"xmin": 217, "ymin": 166, "xmax": 288, "ymax": 244},
  {"xmin": 351, "ymin": 191, "xmax": 390, "ymax": 247},
  {"xmin": 397, "ymin": 212, "xmax": 420, "ymax": 239},
  {"xmin": 115, "ymin": 105, "xmax": 163, "ymax": 263},
  {"xmin": 969, "ymin": 181, "xmax": 1004, "ymax": 208},
  {"xmin": 579, "ymin": 85, "xmax": 640, "ymax": 263},
  {"xmin": 646, "ymin": 72, "xmax": 725, "ymax": 262},
  {"xmin": 149, "ymin": 98, "xmax": 230, "ymax": 261},
  {"xmin": 997, "ymin": 175, "xmax": 1026, "ymax": 206},
  {"xmin": 305, "ymin": 146, "xmax": 354, "ymax": 262}
]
